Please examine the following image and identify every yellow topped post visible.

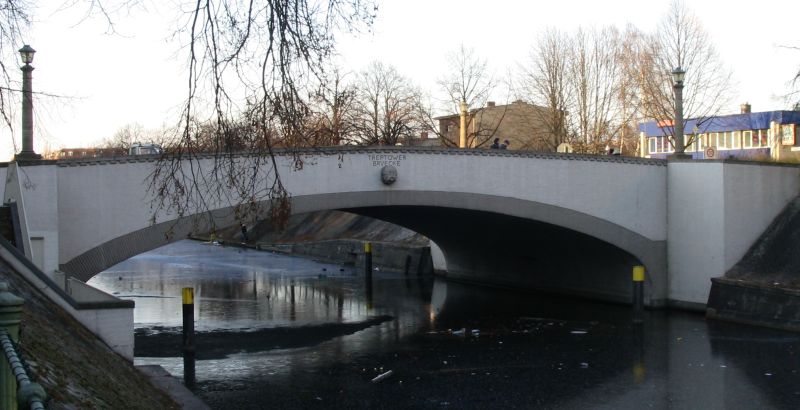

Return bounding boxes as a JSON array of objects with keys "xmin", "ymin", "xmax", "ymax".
[
  {"xmin": 181, "ymin": 287, "xmax": 195, "ymax": 389},
  {"xmin": 182, "ymin": 287, "xmax": 194, "ymax": 305},
  {"xmin": 632, "ymin": 266, "xmax": 645, "ymax": 324},
  {"xmin": 633, "ymin": 266, "xmax": 645, "ymax": 282}
]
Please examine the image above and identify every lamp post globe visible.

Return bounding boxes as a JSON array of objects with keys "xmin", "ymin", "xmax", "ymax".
[
  {"xmin": 671, "ymin": 67, "xmax": 685, "ymax": 84},
  {"xmin": 19, "ymin": 45, "xmax": 35, "ymax": 65},
  {"xmin": 15, "ymin": 44, "xmax": 42, "ymax": 161}
]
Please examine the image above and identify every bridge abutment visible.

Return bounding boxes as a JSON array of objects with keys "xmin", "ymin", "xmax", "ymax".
[
  {"xmin": 3, "ymin": 162, "xmax": 60, "ymax": 276},
  {"xmin": 666, "ymin": 159, "xmax": 800, "ymax": 309}
]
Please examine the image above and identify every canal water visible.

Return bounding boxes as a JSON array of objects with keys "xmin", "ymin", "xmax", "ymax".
[{"xmin": 89, "ymin": 240, "xmax": 800, "ymax": 409}]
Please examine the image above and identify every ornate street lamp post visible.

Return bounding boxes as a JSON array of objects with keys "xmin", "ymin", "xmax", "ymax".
[
  {"xmin": 671, "ymin": 67, "xmax": 686, "ymax": 157},
  {"xmin": 15, "ymin": 45, "xmax": 42, "ymax": 161}
]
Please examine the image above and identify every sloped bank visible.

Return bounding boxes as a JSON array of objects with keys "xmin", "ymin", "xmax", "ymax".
[
  {"xmin": 260, "ymin": 239, "xmax": 433, "ymax": 275},
  {"xmin": 707, "ymin": 197, "xmax": 800, "ymax": 331},
  {"xmin": 214, "ymin": 210, "xmax": 434, "ymax": 275},
  {"xmin": 0, "ymin": 256, "xmax": 182, "ymax": 409}
]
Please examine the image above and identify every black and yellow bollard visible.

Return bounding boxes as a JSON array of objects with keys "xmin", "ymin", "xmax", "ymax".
[
  {"xmin": 182, "ymin": 287, "xmax": 196, "ymax": 390},
  {"xmin": 364, "ymin": 242, "xmax": 373, "ymax": 278},
  {"xmin": 364, "ymin": 242, "xmax": 373, "ymax": 309},
  {"xmin": 632, "ymin": 266, "xmax": 645, "ymax": 324}
]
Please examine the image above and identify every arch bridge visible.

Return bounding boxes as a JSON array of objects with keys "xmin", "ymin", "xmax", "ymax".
[{"xmin": 4, "ymin": 146, "xmax": 798, "ymax": 309}]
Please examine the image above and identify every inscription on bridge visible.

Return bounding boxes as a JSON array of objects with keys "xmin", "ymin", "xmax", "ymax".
[{"xmin": 369, "ymin": 153, "xmax": 406, "ymax": 167}]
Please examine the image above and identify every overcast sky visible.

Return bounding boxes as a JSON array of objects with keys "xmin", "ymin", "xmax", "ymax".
[{"xmin": 1, "ymin": 0, "xmax": 798, "ymax": 160}]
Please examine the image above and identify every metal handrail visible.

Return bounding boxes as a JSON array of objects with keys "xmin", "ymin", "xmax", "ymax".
[{"xmin": 0, "ymin": 329, "xmax": 46, "ymax": 410}]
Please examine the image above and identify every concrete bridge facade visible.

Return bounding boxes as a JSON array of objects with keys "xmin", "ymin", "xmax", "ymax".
[{"xmin": 3, "ymin": 147, "xmax": 799, "ymax": 310}]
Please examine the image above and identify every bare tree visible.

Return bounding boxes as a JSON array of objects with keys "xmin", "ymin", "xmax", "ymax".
[
  {"xmin": 415, "ymin": 97, "xmax": 454, "ymax": 146},
  {"xmin": 616, "ymin": 24, "xmax": 649, "ymax": 155},
  {"xmin": 438, "ymin": 44, "xmax": 495, "ymax": 113},
  {"xmin": 426, "ymin": 45, "xmax": 510, "ymax": 148},
  {"xmin": 95, "ymin": 123, "xmax": 146, "ymax": 150},
  {"xmin": 517, "ymin": 28, "xmax": 571, "ymax": 151},
  {"xmin": 785, "ymin": 45, "xmax": 800, "ymax": 108},
  {"xmin": 147, "ymin": 0, "xmax": 377, "ymax": 231},
  {"xmin": 351, "ymin": 61, "xmax": 422, "ymax": 146},
  {"xmin": 306, "ymin": 69, "xmax": 359, "ymax": 146},
  {"xmin": 635, "ymin": 0, "xmax": 733, "ymax": 150},
  {"xmin": 568, "ymin": 27, "xmax": 637, "ymax": 153},
  {"xmin": 0, "ymin": 1, "xmax": 376, "ymax": 231}
]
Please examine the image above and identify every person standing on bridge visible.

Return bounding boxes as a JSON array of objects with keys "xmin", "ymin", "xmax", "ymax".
[
  {"xmin": 490, "ymin": 138, "xmax": 500, "ymax": 149},
  {"xmin": 241, "ymin": 224, "xmax": 249, "ymax": 243},
  {"xmin": 500, "ymin": 140, "xmax": 509, "ymax": 149}
]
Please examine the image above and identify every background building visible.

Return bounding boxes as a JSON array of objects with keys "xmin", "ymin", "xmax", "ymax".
[
  {"xmin": 56, "ymin": 147, "xmax": 127, "ymax": 159},
  {"xmin": 435, "ymin": 100, "xmax": 558, "ymax": 150},
  {"xmin": 639, "ymin": 105, "xmax": 800, "ymax": 161}
]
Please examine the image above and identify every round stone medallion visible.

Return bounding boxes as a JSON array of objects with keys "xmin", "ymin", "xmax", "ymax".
[{"xmin": 380, "ymin": 165, "xmax": 398, "ymax": 185}]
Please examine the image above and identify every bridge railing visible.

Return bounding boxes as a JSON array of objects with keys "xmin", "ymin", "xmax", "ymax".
[
  {"xmin": 0, "ymin": 282, "xmax": 47, "ymax": 410},
  {"xmin": 48, "ymin": 145, "xmax": 667, "ymax": 167}
]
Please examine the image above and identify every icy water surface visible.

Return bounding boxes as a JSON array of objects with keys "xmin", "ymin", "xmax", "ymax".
[{"xmin": 90, "ymin": 240, "xmax": 800, "ymax": 409}]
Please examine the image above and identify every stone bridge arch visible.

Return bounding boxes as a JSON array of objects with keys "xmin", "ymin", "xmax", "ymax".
[
  {"xmin": 0, "ymin": 147, "xmax": 670, "ymax": 305},
  {"xmin": 62, "ymin": 188, "xmax": 666, "ymax": 306},
  {"xmin": 9, "ymin": 146, "xmax": 798, "ymax": 310}
]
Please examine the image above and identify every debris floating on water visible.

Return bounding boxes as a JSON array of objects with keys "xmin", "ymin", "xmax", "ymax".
[{"xmin": 371, "ymin": 370, "xmax": 394, "ymax": 383}]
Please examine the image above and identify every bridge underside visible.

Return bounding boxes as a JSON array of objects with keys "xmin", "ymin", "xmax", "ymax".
[
  {"xmin": 63, "ymin": 191, "xmax": 666, "ymax": 306},
  {"xmin": 349, "ymin": 206, "xmax": 660, "ymax": 306}
]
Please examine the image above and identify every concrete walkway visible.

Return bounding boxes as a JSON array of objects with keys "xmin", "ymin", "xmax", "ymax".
[{"xmin": 137, "ymin": 365, "xmax": 210, "ymax": 410}]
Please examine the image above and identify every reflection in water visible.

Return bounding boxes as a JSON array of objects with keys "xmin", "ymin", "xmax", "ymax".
[
  {"xmin": 91, "ymin": 240, "xmax": 434, "ymax": 379},
  {"xmin": 91, "ymin": 241, "xmax": 430, "ymax": 332},
  {"xmin": 92, "ymin": 241, "xmax": 800, "ymax": 409}
]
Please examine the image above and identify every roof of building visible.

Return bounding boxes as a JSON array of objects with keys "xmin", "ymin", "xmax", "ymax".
[
  {"xmin": 433, "ymin": 100, "xmax": 544, "ymax": 121},
  {"xmin": 639, "ymin": 110, "xmax": 800, "ymax": 137}
]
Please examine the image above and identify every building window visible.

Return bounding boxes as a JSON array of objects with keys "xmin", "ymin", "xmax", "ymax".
[
  {"xmin": 648, "ymin": 137, "xmax": 657, "ymax": 153},
  {"xmin": 781, "ymin": 124, "xmax": 796, "ymax": 145},
  {"xmin": 706, "ymin": 132, "xmax": 718, "ymax": 148},
  {"xmin": 718, "ymin": 131, "xmax": 735, "ymax": 149},
  {"xmin": 743, "ymin": 130, "xmax": 754, "ymax": 148},
  {"xmin": 759, "ymin": 129, "xmax": 769, "ymax": 146}
]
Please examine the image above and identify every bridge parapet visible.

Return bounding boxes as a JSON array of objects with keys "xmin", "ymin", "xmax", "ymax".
[{"xmin": 48, "ymin": 146, "xmax": 667, "ymax": 167}]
